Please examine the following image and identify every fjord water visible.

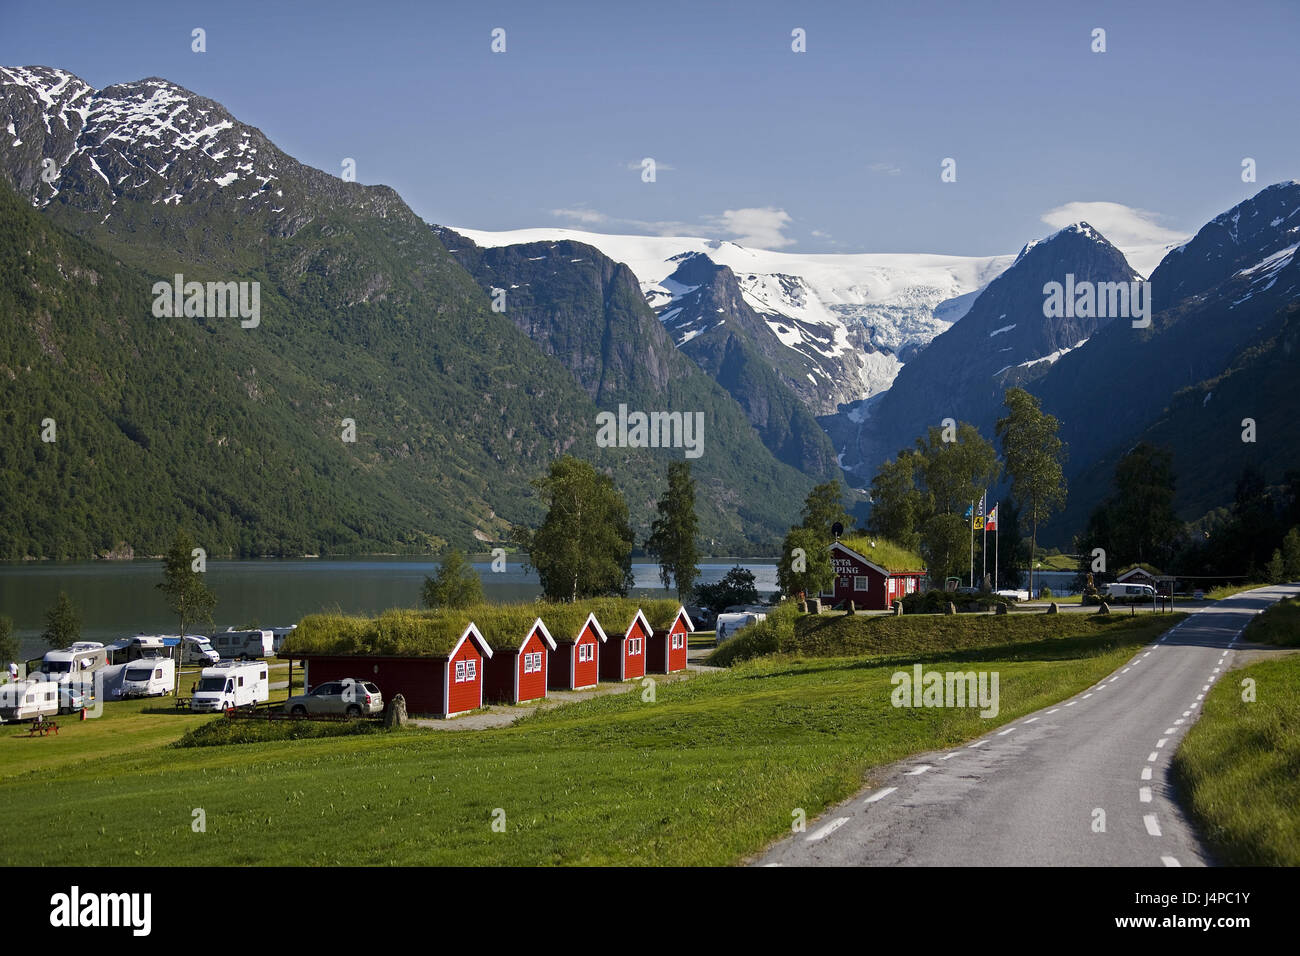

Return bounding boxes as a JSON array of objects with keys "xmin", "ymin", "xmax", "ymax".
[{"xmin": 2, "ymin": 557, "xmax": 779, "ymax": 661}]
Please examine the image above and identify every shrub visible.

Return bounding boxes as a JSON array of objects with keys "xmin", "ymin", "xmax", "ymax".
[
  {"xmin": 174, "ymin": 716, "xmax": 394, "ymax": 748},
  {"xmin": 1040, "ymin": 586, "xmax": 1053, "ymax": 599},
  {"xmin": 705, "ymin": 602, "xmax": 799, "ymax": 666}
]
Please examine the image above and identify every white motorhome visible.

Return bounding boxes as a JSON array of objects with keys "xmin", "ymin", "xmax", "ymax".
[
  {"xmin": 190, "ymin": 661, "xmax": 270, "ymax": 712},
  {"xmin": 118, "ymin": 659, "xmax": 174, "ymax": 698},
  {"xmin": 1103, "ymin": 582, "xmax": 1156, "ymax": 600},
  {"xmin": 0, "ymin": 678, "xmax": 59, "ymax": 722},
  {"xmin": 209, "ymin": 629, "xmax": 273, "ymax": 660},
  {"xmin": 268, "ymin": 626, "xmax": 296, "ymax": 655},
  {"xmin": 36, "ymin": 642, "xmax": 108, "ymax": 678},
  {"xmin": 715, "ymin": 611, "xmax": 767, "ymax": 644},
  {"xmin": 181, "ymin": 635, "xmax": 220, "ymax": 665},
  {"xmin": 106, "ymin": 635, "xmax": 174, "ymax": 666}
]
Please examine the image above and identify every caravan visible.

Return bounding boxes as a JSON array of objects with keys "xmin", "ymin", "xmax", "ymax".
[
  {"xmin": 190, "ymin": 661, "xmax": 269, "ymax": 712},
  {"xmin": 0, "ymin": 678, "xmax": 59, "ymax": 722},
  {"xmin": 118, "ymin": 659, "xmax": 175, "ymax": 699},
  {"xmin": 181, "ymin": 636, "xmax": 220, "ymax": 665},
  {"xmin": 106, "ymin": 635, "xmax": 175, "ymax": 666}
]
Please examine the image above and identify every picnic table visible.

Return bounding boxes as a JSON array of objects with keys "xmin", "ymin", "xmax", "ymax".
[{"xmin": 26, "ymin": 720, "xmax": 58, "ymax": 737}]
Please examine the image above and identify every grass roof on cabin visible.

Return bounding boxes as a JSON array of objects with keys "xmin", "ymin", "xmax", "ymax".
[
  {"xmin": 285, "ymin": 599, "xmax": 685, "ymax": 657},
  {"xmin": 836, "ymin": 535, "xmax": 926, "ymax": 572}
]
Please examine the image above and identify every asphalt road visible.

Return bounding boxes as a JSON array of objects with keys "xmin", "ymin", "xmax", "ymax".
[{"xmin": 755, "ymin": 584, "xmax": 1299, "ymax": 867}]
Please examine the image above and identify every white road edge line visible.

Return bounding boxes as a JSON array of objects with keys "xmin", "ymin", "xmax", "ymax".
[
  {"xmin": 865, "ymin": 787, "xmax": 897, "ymax": 804},
  {"xmin": 1139, "ymin": 787, "xmax": 1152, "ymax": 803},
  {"xmin": 904, "ymin": 765, "xmax": 931, "ymax": 776},
  {"xmin": 806, "ymin": 817, "xmax": 849, "ymax": 842},
  {"xmin": 1144, "ymin": 814, "xmax": 1162, "ymax": 836},
  {"xmin": 1162, "ymin": 856, "xmax": 1181, "ymax": 867},
  {"xmin": 1141, "ymin": 767, "xmax": 1152, "ymax": 780}
]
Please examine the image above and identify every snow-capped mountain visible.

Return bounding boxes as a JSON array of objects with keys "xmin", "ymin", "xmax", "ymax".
[
  {"xmin": 826, "ymin": 221, "xmax": 1142, "ymax": 481},
  {"xmin": 452, "ymin": 225, "xmax": 1016, "ymax": 414}
]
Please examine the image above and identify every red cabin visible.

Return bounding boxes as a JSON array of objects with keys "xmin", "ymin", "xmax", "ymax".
[
  {"xmin": 647, "ymin": 605, "xmax": 693, "ymax": 674},
  {"xmin": 597, "ymin": 607, "xmax": 651, "ymax": 682},
  {"xmin": 544, "ymin": 610, "xmax": 608, "ymax": 691},
  {"xmin": 298, "ymin": 622, "xmax": 492, "ymax": 719},
  {"xmin": 482, "ymin": 617, "xmax": 557, "ymax": 705},
  {"xmin": 825, "ymin": 539, "xmax": 926, "ymax": 611}
]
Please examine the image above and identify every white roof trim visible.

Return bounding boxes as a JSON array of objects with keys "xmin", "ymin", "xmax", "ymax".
[
  {"xmin": 529, "ymin": 618, "xmax": 559, "ymax": 652},
  {"xmin": 447, "ymin": 622, "xmax": 494, "ymax": 660}
]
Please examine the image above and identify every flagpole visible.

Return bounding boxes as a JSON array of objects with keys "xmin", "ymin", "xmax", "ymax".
[
  {"xmin": 981, "ymin": 491, "xmax": 987, "ymax": 588},
  {"xmin": 969, "ymin": 500, "xmax": 975, "ymax": 589},
  {"xmin": 994, "ymin": 504, "xmax": 999, "ymax": 591}
]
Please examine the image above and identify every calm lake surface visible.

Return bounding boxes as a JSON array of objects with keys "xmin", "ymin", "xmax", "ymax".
[{"xmin": 2, "ymin": 557, "xmax": 780, "ymax": 661}]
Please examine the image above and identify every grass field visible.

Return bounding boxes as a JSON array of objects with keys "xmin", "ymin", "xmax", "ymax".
[
  {"xmin": 1241, "ymin": 596, "xmax": 1300, "ymax": 646},
  {"xmin": 1174, "ymin": 653, "xmax": 1300, "ymax": 865},
  {"xmin": 0, "ymin": 613, "xmax": 1180, "ymax": 866}
]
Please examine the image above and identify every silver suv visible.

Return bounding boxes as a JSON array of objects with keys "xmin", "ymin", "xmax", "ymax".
[{"xmin": 284, "ymin": 678, "xmax": 383, "ymax": 717}]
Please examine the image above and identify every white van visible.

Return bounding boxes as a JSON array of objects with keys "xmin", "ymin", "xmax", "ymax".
[
  {"xmin": 190, "ymin": 661, "xmax": 270, "ymax": 713},
  {"xmin": 181, "ymin": 635, "xmax": 220, "ymax": 665},
  {"xmin": 716, "ymin": 611, "xmax": 767, "ymax": 644},
  {"xmin": 209, "ymin": 629, "xmax": 273, "ymax": 660},
  {"xmin": 268, "ymin": 626, "xmax": 296, "ymax": 654},
  {"xmin": 1103, "ymin": 582, "xmax": 1156, "ymax": 600},
  {"xmin": 0, "ymin": 678, "xmax": 60, "ymax": 722},
  {"xmin": 118, "ymin": 659, "xmax": 174, "ymax": 698}
]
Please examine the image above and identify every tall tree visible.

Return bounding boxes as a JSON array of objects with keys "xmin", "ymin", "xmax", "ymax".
[
  {"xmin": 800, "ymin": 480, "xmax": 854, "ymax": 539},
  {"xmin": 158, "ymin": 530, "xmax": 217, "ymax": 693},
  {"xmin": 1110, "ymin": 443, "xmax": 1180, "ymax": 566},
  {"xmin": 40, "ymin": 591, "xmax": 82, "ymax": 650},
  {"xmin": 914, "ymin": 422, "xmax": 1000, "ymax": 517},
  {"xmin": 921, "ymin": 513, "xmax": 969, "ymax": 585},
  {"xmin": 645, "ymin": 462, "xmax": 700, "ymax": 600},
  {"xmin": 996, "ymin": 388, "xmax": 1067, "ymax": 599},
  {"xmin": 866, "ymin": 451, "xmax": 925, "ymax": 552},
  {"xmin": 776, "ymin": 525, "xmax": 834, "ymax": 600},
  {"xmin": 514, "ymin": 456, "xmax": 634, "ymax": 602},
  {"xmin": 693, "ymin": 566, "xmax": 761, "ymax": 614},
  {"xmin": 0, "ymin": 615, "xmax": 18, "ymax": 670},
  {"xmin": 421, "ymin": 550, "xmax": 484, "ymax": 609}
]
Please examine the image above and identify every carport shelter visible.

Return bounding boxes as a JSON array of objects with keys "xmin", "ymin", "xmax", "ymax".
[{"xmin": 284, "ymin": 609, "xmax": 493, "ymax": 718}]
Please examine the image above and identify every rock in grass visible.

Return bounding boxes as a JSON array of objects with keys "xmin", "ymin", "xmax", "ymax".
[
  {"xmin": 1046, "ymin": 602, "xmax": 1059, "ymax": 614},
  {"xmin": 1096, "ymin": 601, "xmax": 1111, "ymax": 615},
  {"xmin": 995, "ymin": 602, "xmax": 1008, "ymax": 615},
  {"xmin": 945, "ymin": 602, "xmax": 957, "ymax": 615},
  {"xmin": 384, "ymin": 693, "xmax": 408, "ymax": 728}
]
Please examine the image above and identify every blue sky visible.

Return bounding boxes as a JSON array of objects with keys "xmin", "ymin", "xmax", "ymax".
[{"xmin": 4, "ymin": 0, "xmax": 1298, "ymax": 255}]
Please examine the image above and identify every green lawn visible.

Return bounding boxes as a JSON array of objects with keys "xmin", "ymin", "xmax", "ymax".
[
  {"xmin": 1241, "ymin": 596, "xmax": 1300, "ymax": 647},
  {"xmin": 0, "ymin": 615, "xmax": 1178, "ymax": 866},
  {"xmin": 1174, "ymin": 653, "xmax": 1300, "ymax": 865}
]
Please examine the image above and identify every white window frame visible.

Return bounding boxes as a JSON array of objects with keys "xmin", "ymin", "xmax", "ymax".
[
  {"xmin": 629, "ymin": 638, "xmax": 641, "ymax": 655},
  {"xmin": 854, "ymin": 576, "xmax": 870, "ymax": 592},
  {"xmin": 455, "ymin": 661, "xmax": 466, "ymax": 683},
  {"xmin": 579, "ymin": 643, "xmax": 593, "ymax": 663},
  {"xmin": 466, "ymin": 659, "xmax": 476, "ymax": 680},
  {"xmin": 672, "ymin": 633, "xmax": 684, "ymax": 649}
]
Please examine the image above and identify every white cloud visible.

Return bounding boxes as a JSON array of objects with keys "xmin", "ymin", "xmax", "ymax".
[
  {"xmin": 1039, "ymin": 201, "xmax": 1186, "ymax": 248},
  {"xmin": 710, "ymin": 207, "xmax": 795, "ymax": 249},
  {"xmin": 551, "ymin": 207, "xmax": 609, "ymax": 225}
]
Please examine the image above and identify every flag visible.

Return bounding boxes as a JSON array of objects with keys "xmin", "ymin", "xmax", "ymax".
[
  {"xmin": 977, "ymin": 490, "xmax": 987, "ymax": 517},
  {"xmin": 986, "ymin": 505, "xmax": 998, "ymax": 531},
  {"xmin": 964, "ymin": 503, "xmax": 973, "ymax": 520}
]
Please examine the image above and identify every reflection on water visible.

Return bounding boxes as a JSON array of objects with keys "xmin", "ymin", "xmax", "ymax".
[{"xmin": 2, "ymin": 557, "xmax": 779, "ymax": 660}]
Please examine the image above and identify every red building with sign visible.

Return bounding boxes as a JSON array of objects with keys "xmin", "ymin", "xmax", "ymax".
[{"xmin": 825, "ymin": 540, "xmax": 926, "ymax": 610}]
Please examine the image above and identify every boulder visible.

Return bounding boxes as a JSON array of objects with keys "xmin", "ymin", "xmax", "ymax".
[
  {"xmin": 383, "ymin": 693, "xmax": 408, "ymax": 729},
  {"xmin": 1046, "ymin": 602, "xmax": 1059, "ymax": 614},
  {"xmin": 893, "ymin": 601, "xmax": 904, "ymax": 617},
  {"xmin": 945, "ymin": 601, "xmax": 957, "ymax": 615},
  {"xmin": 995, "ymin": 602, "xmax": 1008, "ymax": 615},
  {"xmin": 798, "ymin": 600, "xmax": 808, "ymax": 614},
  {"xmin": 809, "ymin": 598, "xmax": 822, "ymax": 615},
  {"xmin": 847, "ymin": 600, "xmax": 857, "ymax": 616},
  {"xmin": 1096, "ymin": 601, "xmax": 1111, "ymax": 615}
]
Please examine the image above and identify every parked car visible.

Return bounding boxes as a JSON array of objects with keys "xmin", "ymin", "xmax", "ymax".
[
  {"xmin": 684, "ymin": 605, "xmax": 715, "ymax": 629},
  {"xmin": 284, "ymin": 678, "xmax": 383, "ymax": 718}
]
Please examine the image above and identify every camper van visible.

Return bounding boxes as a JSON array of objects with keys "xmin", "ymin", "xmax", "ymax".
[
  {"xmin": 106, "ymin": 635, "xmax": 175, "ymax": 666},
  {"xmin": 118, "ymin": 659, "xmax": 175, "ymax": 699},
  {"xmin": 0, "ymin": 678, "xmax": 59, "ymax": 722},
  {"xmin": 715, "ymin": 611, "xmax": 767, "ymax": 644},
  {"xmin": 181, "ymin": 635, "xmax": 220, "ymax": 665},
  {"xmin": 35, "ymin": 642, "xmax": 108, "ymax": 678},
  {"xmin": 1103, "ymin": 582, "xmax": 1157, "ymax": 601},
  {"xmin": 190, "ymin": 661, "xmax": 270, "ymax": 713},
  {"xmin": 209, "ymin": 629, "xmax": 273, "ymax": 660},
  {"xmin": 268, "ymin": 626, "xmax": 296, "ymax": 655}
]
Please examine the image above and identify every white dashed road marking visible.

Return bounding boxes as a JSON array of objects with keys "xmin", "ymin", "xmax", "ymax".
[
  {"xmin": 864, "ymin": 787, "xmax": 897, "ymax": 804},
  {"xmin": 1144, "ymin": 815, "xmax": 1162, "ymax": 836},
  {"xmin": 807, "ymin": 817, "xmax": 849, "ymax": 842}
]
